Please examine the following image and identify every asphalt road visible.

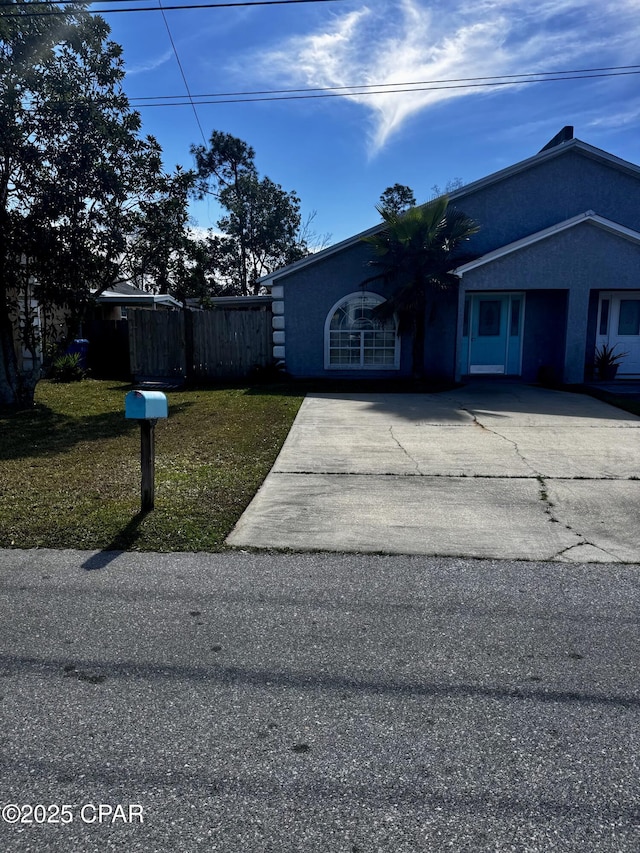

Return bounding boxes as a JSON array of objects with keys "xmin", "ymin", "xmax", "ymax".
[{"xmin": 0, "ymin": 549, "xmax": 639, "ymax": 852}]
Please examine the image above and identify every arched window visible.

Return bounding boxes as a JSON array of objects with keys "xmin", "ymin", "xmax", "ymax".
[{"xmin": 325, "ymin": 291, "xmax": 399, "ymax": 369}]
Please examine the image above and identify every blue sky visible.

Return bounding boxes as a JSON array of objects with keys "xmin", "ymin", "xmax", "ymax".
[{"xmin": 106, "ymin": 0, "xmax": 640, "ymax": 246}]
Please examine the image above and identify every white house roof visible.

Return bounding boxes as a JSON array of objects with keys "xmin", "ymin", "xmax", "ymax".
[
  {"xmin": 259, "ymin": 136, "xmax": 640, "ymax": 287},
  {"xmin": 95, "ymin": 285, "xmax": 181, "ymax": 309},
  {"xmin": 453, "ymin": 212, "xmax": 640, "ymax": 275}
]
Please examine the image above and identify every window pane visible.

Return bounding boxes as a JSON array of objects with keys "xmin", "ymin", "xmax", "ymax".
[
  {"xmin": 618, "ymin": 300, "xmax": 640, "ymax": 336},
  {"xmin": 328, "ymin": 294, "xmax": 397, "ymax": 366},
  {"xmin": 599, "ymin": 299, "xmax": 610, "ymax": 335},
  {"xmin": 478, "ymin": 300, "xmax": 501, "ymax": 336}
]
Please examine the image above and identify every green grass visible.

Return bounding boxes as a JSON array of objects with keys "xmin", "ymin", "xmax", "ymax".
[{"xmin": 0, "ymin": 379, "xmax": 303, "ymax": 552}]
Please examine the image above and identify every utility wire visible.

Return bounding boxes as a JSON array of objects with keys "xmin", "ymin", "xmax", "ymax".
[
  {"xmin": 157, "ymin": 0, "xmax": 207, "ymax": 143},
  {"xmin": 0, "ymin": 0, "xmax": 343, "ymax": 15},
  {"xmin": 128, "ymin": 68, "xmax": 640, "ymax": 107},
  {"xmin": 126, "ymin": 65, "xmax": 640, "ymax": 104}
]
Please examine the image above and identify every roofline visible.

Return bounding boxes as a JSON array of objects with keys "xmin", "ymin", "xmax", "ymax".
[
  {"xmin": 191, "ymin": 295, "xmax": 273, "ymax": 308},
  {"xmin": 260, "ymin": 220, "xmax": 384, "ymax": 286},
  {"xmin": 453, "ymin": 212, "xmax": 640, "ymax": 274},
  {"xmin": 260, "ymin": 137, "xmax": 640, "ymax": 286},
  {"xmin": 96, "ymin": 292, "xmax": 182, "ymax": 308}
]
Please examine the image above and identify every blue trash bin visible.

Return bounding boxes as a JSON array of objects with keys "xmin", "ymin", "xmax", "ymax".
[{"xmin": 65, "ymin": 339, "xmax": 90, "ymax": 369}]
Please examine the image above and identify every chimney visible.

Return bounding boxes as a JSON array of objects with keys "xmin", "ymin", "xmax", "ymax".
[{"xmin": 539, "ymin": 126, "xmax": 574, "ymax": 152}]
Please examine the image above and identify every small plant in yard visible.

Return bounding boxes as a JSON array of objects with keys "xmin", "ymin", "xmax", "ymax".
[{"xmin": 49, "ymin": 352, "xmax": 86, "ymax": 383}]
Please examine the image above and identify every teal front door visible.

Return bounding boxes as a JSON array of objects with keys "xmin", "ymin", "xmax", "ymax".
[{"xmin": 465, "ymin": 293, "xmax": 524, "ymax": 375}]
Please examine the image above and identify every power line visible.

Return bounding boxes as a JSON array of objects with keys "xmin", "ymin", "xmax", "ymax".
[
  {"xmin": 127, "ymin": 68, "xmax": 640, "ymax": 107},
  {"xmin": 157, "ymin": 0, "xmax": 207, "ymax": 143},
  {"xmin": 0, "ymin": 0, "xmax": 343, "ymax": 15},
  {"xmin": 126, "ymin": 65, "xmax": 640, "ymax": 104}
]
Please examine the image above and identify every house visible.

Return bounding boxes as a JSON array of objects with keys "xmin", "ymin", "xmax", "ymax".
[
  {"xmin": 92, "ymin": 281, "xmax": 182, "ymax": 320},
  {"xmin": 260, "ymin": 128, "xmax": 640, "ymax": 384}
]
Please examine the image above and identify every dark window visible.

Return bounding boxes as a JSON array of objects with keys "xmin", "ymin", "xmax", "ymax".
[
  {"xmin": 618, "ymin": 300, "xmax": 640, "ymax": 336},
  {"xmin": 478, "ymin": 300, "xmax": 501, "ymax": 336}
]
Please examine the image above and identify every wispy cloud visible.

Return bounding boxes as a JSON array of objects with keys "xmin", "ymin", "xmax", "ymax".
[
  {"xmin": 257, "ymin": 0, "xmax": 640, "ymax": 153},
  {"xmin": 586, "ymin": 101, "xmax": 640, "ymax": 129},
  {"xmin": 126, "ymin": 49, "xmax": 173, "ymax": 76}
]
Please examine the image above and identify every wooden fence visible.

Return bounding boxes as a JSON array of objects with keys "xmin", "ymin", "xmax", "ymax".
[{"xmin": 128, "ymin": 306, "xmax": 273, "ymax": 382}]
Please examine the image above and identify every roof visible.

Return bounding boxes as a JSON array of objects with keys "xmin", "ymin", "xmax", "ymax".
[
  {"xmin": 259, "ymin": 136, "xmax": 640, "ymax": 287},
  {"xmin": 96, "ymin": 287, "xmax": 182, "ymax": 309},
  {"xmin": 189, "ymin": 295, "xmax": 273, "ymax": 309},
  {"xmin": 453, "ymin": 212, "xmax": 640, "ymax": 274},
  {"xmin": 98, "ymin": 281, "xmax": 145, "ymax": 296}
]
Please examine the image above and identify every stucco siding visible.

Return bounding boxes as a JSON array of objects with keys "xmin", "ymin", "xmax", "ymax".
[
  {"xmin": 521, "ymin": 291, "xmax": 568, "ymax": 382},
  {"xmin": 460, "ymin": 223, "xmax": 640, "ymax": 292},
  {"xmin": 460, "ymin": 223, "xmax": 640, "ymax": 381},
  {"xmin": 424, "ymin": 290, "xmax": 458, "ymax": 378},
  {"xmin": 277, "ymin": 241, "xmax": 412, "ymax": 377},
  {"xmin": 455, "ymin": 150, "xmax": 640, "ymax": 257}
]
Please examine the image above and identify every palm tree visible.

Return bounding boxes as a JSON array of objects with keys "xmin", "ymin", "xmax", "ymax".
[{"xmin": 362, "ymin": 195, "xmax": 479, "ymax": 378}]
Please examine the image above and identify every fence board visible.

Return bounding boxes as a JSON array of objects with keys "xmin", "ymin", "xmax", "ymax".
[
  {"xmin": 128, "ymin": 307, "xmax": 272, "ymax": 381},
  {"xmin": 129, "ymin": 310, "xmax": 186, "ymax": 380}
]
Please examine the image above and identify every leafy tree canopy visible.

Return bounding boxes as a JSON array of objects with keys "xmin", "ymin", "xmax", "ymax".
[
  {"xmin": 0, "ymin": 1, "xmax": 189, "ymax": 405},
  {"xmin": 191, "ymin": 131, "xmax": 309, "ymax": 295},
  {"xmin": 378, "ymin": 183, "xmax": 416, "ymax": 217}
]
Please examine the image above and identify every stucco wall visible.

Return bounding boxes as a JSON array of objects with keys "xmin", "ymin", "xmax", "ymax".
[
  {"xmin": 455, "ymin": 149, "xmax": 640, "ymax": 256},
  {"xmin": 424, "ymin": 290, "xmax": 458, "ymax": 378},
  {"xmin": 275, "ymin": 240, "xmax": 414, "ymax": 378},
  {"xmin": 459, "ymin": 223, "xmax": 640, "ymax": 381},
  {"xmin": 521, "ymin": 291, "xmax": 568, "ymax": 382}
]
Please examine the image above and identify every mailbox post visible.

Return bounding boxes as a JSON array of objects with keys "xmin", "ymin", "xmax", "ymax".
[{"xmin": 125, "ymin": 391, "xmax": 168, "ymax": 511}]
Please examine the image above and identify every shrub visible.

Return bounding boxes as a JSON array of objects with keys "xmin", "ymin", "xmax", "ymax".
[{"xmin": 49, "ymin": 353, "xmax": 86, "ymax": 383}]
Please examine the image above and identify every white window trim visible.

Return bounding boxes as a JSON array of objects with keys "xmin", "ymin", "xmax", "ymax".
[{"xmin": 324, "ymin": 291, "xmax": 400, "ymax": 370}]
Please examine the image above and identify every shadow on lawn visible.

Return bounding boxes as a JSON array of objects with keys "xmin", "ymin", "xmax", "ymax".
[
  {"xmin": 0, "ymin": 406, "xmax": 137, "ymax": 460},
  {"xmin": 82, "ymin": 510, "xmax": 150, "ymax": 570},
  {"xmin": 0, "ymin": 400, "xmax": 194, "ymax": 461}
]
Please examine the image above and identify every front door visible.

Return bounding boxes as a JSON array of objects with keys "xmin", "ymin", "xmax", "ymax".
[
  {"xmin": 464, "ymin": 293, "xmax": 524, "ymax": 375},
  {"xmin": 596, "ymin": 292, "xmax": 640, "ymax": 375}
]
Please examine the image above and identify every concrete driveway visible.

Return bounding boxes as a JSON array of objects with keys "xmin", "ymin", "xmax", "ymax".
[{"xmin": 227, "ymin": 383, "xmax": 640, "ymax": 562}]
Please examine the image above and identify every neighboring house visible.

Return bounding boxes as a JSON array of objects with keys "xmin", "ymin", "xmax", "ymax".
[
  {"xmin": 261, "ymin": 128, "xmax": 640, "ymax": 384},
  {"xmin": 92, "ymin": 281, "xmax": 182, "ymax": 320}
]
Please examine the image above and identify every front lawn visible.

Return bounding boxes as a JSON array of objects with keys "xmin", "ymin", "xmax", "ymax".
[{"xmin": 0, "ymin": 380, "xmax": 303, "ymax": 551}]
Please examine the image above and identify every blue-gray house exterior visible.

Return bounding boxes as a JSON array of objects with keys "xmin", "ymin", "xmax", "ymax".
[{"xmin": 262, "ymin": 130, "xmax": 640, "ymax": 384}]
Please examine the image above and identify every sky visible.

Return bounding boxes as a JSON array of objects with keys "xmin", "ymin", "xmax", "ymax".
[{"xmin": 103, "ymin": 0, "xmax": 640, "ymax": 247}]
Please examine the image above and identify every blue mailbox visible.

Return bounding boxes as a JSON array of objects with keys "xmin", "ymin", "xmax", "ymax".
[{"xmin": 125, "ymin": 390, "xmax": 168, "ymax": 421}]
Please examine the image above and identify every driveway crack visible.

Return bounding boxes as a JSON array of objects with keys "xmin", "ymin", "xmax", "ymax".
[
  {"xmin": 457, "ymin": 403, "xmax": 541, "ymax": 477},
  {"xmin": 388, "ymin": 426, "xmax": 421, "ymax": 473},
  {"xmin": 538, "ymin": 478, "xmax": 621, "ymax": 562},
  {"xmin": 555, "ymin": 542, "xmax": 621, "ymax": 562},
  {"xmin": 455, "ymin": 401, "xmax": 611, "ymax": 558}
]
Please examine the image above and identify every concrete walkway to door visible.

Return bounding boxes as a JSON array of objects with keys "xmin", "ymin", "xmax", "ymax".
[{"xmin": 227, "ymin": 383, "xmax": 640, "ymax": 562}]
